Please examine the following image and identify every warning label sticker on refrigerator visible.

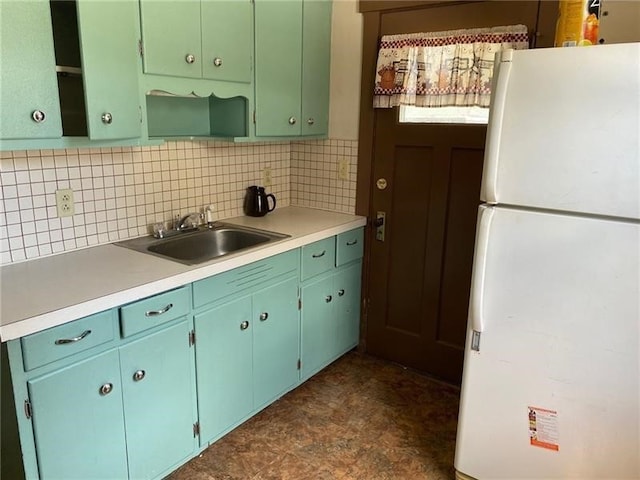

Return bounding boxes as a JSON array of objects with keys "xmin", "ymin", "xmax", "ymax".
[{"xmin": 528, "ymin": 406, "xmax": 559, "ymax": 451}]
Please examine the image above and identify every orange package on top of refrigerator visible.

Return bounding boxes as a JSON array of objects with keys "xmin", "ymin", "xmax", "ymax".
[{"xmin": 554, "ymin": 0, "xmax": 601, "ymax": 47}]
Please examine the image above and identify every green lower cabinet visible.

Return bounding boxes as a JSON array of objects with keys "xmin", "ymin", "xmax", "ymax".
[
  {"xmin": 27, "ymin": 350, "xmax": 128, "ymax": 480},
  {"xmin": 194, "ymin": 295, "xmax": 254, "ymax": 444},
  {"xmin": 301, "ymin": 262, "xmax": 362, "ymax": 380},
  {"xmin": 300, "ymin": 275, "xmax": 335, "ymax": 380},
  {"xmin": 119, "ymin": 320, "xmax": 196, "ymax": 480},
  {"xmin": 194, "ymin": 275, "xmax": 299, "ymax": 445},
  {"xmin": 252, "ymin": 276, "xmax": 300, "ymax": 409},
  {"xmin": 23, "ymin": 318, "xmax": 195, "ymax": 480},
  {"xmin": 334, "ymin": 261, "xmax": 362, "ymax": 358}
]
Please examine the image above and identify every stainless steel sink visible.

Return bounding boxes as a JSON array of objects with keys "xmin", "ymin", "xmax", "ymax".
[{"xmin": 115, "ymin": 223, "xmax": 289, "ymax": 265}]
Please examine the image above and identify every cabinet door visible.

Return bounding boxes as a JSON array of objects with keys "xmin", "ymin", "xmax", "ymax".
[
  {"xmin": 334, "ymin": 261, "xmax": 362, "ymax": 356},
  {"xmin": 140, "ymin": 0, "xmax": 202, "ymax": 78},
  {"xmin": 120, "ymin": 320, "xmax": 195, "ymax": 480},
  {"xmin": 194, "ymin": 296, "xmax": 253, "ymax": 444},
  {"xmin": 254, "ymin": 0, "xmax": 302, "ymax": 136},
  {"xmin": 201, "ymin": 0, "xmax": 252, "ymax": 83},
  {"xmin": 300, "ymin": 275, "xmax": 335, "ymax": 380},
  {"xmin": 77, "ymin": 0, "xmax": 142, "ymax": 139},
  {"xmin": 253, "ymin": 276, "xmax": 300, "ymax": 407},
  {"xmin": 301, "ymin": 0, "xmax": 331, "ymax": 136},
  {"xmin": 27, "ymin": 350, "xmax": 128, "ymax": 480},
  {"xmin": 0, "ymin": 0, "xmax": 62, "ymax": 140}
]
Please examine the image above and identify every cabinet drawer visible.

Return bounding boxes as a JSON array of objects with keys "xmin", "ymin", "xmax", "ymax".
[
  {"xmin": 301, "ymin": 237, "xmax": 335, "ymax": 281},
  {"xmin": 193, "ymin": 249, "xmax": 299, "ymax": 309},
  {"xmin": 21, "ymin": 310, "xmax": 115, "ymax": 371},
  {"xmin": 119, "ymin": 286, "xmax": 190, "ymax": 338},
  {"xmin": 336, "ymin": 228, "xmax": 364, "ymax": 267}
]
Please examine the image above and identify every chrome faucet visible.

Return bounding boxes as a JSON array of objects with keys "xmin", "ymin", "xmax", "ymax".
[{"xmin": 175, "ymin": 212, "xmax": 202, "ymax": 231}]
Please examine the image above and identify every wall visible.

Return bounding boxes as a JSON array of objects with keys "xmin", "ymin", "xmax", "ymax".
[{"xmin": 0, "ymin": 143, "xmax": 290, "ymax": 264}]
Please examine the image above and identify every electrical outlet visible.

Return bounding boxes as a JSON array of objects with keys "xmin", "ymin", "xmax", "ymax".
[
  {"xmin": 338, "ymin": 159, "xmax": 350, "ymax": 180},
  {"xmin": 263, "ymin": 167, "xmax": 272, "ymax": 187},
  {"xmin": 56, "ymin": 189, "xmax": 75, "ymax": 217}
]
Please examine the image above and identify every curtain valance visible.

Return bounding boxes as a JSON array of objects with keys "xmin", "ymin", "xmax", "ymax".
[{"xmin": 373, "ymin": 25, "xmax": 529, "ymax": 108}]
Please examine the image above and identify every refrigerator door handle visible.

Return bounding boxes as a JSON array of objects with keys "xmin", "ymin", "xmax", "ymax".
[
  {"xmin": 480, "ymin": 54, "xmax": 512, "ymax": 205},
  {"xmin": 468, "ymin": 205, "xmax": 494, "ymax": 335}
]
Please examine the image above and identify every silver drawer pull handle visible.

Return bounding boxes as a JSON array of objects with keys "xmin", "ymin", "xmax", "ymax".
[
  {"xmin": 325, "ymin": 295, "xmax": 332, "ymax": 303},
  {"xmin": 55, "ymin": 329, "xmax": 92, "ymax": 345},
  {"xmin": 346, "ymin": 239, "xmax": 358, "ymax": 246},
  {"xmin": 133, "ymin": 370, "xmax": 146, "ymax": 382},
  {"xmin": 240, "ymin": 321, "xmax": 249, "ymax": 331},
  {"xmin": 338, "ymin": 289, "xmax": 345, "ymax": 297},
  {"xmin": 145, "ymin": 303, "xmax": 173, "ymax": 317},
  {"xmin": 312, "ymin": 250, "xmax": 326, "ymax": 258},
  {"xmin": 259, "ymin": 312, "xmax": 269, "ymax": 321}
]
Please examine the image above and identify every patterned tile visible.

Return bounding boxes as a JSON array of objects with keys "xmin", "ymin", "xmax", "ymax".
[{"xmin": 168, "ymin": 352, "xmax": 460, "ymax": 480}]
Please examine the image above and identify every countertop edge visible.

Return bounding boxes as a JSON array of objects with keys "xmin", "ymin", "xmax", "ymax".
[{"xmin": 1, "ymin": 212, "xmax": 366, "ymax": 341}]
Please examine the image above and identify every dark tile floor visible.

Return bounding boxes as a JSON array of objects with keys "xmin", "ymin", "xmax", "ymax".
[{"xmin": 168, "ymin": 351, "xmax": 460, "ymax": 480}]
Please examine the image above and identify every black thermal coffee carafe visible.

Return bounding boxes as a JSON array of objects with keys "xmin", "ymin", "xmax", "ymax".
[{"xmin": 243, "ymin": 186, "xmax": 276, "ymax": 217}]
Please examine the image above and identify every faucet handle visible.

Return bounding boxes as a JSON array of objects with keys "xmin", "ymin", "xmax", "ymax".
[{"xmin": 152, "ymin": 222, "xmax": 167, "ymax": 239}]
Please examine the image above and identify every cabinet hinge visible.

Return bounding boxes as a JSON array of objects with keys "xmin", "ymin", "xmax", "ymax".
[
  {"xmin": 253, "ymin": 110, "xmax": 256, "ymax": 124},
  {"xmin": 193, "ymin": 422, "xmax": 200, "ymax": 437},
  {"xmin": 297, "ymin": 359, "xmax": 301, "ymax": 370},
  {"xmin": 138, "ymin": 39, "xmax": 144, "ymax": 57},
  {"xmin": 298, "ymin": 298, "xmax": 302, "ymax": 310},
  {"xmin": 24, "ymin": 399, "xmax": 32, "ymax": 419},
  {"xmin": 189, "ymin": 330, "xmax": 196, "ymax": 347}
]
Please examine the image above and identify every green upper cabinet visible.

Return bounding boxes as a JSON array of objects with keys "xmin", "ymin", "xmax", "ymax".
[
  {"xmin": 201, "ymin": 0, "xmax": 252, "ymax": 83},
  {"xmin": 140, "ymin": 0, "xmax": 252, "ymax": 83},
  {"xmin": 0, "ymin": 0, "xmax": 143, "ymax": 146},
  {"xmin": 76, "ymin": 1, "xmax": 142, "ymax": 139},
  {"xmin": 0, "ymin": 0, "xmax": 62, "ymax": 141},
  {"xmin": 254, "ymin": 0, "xmax": 331, "ymax": 137},
  {"xmin": 301, "ymin": 0, "xmax": 332, "ymax": 136}
]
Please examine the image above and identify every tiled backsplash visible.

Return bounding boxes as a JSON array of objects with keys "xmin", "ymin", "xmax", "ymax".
[
  {"xmin": 0, "ymin": 139, "xmax": 358, "ymax": 265},
  {"xmin": 291, "ymin": 140, "xmax": 357, "ymax": 214}
]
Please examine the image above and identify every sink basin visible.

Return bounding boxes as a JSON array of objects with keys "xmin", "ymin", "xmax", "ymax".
[{"xmin": 115, "ymin": 223, "xmax": 289, "ymax": 265}]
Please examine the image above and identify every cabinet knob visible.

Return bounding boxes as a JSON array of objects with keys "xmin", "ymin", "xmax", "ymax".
[
  {"xmin": 338, "ymin": 289, "xmax": 345, "ymax": 297},
  {"xmin": 99, "ymin": 383, "xmax": 113, "ymax": 396},
  {"xmin": 132, "ymin": 370, "xmax": 146, "ymax": 382},
  {"xmin": 101, "ymin": 112, "xmax": 113, "ymax": 125},
  {"xmin": 288, "ymin": 116, "xmax": 297, "ymax": 125},
  {"xmin": 307, "ymin": 118, "xmax": 315, "ymax": 125},
  {"xmin": 240, "ymin": 320, "xmax": 250, "ymax": 331},
  {"xmin": 259, "ymin": 312, "xmax": 269, "ymax": 321},
  {"xmin": 325, "ymin": 295, "xmax": 333, "ymax": 303},
  {"xmin": 213, "ymin": 57, "xmax": 223, "ymax": 67},
  {"xmin": 185, "ymin": 54, "xmax": 196, "ymax": 64},
  {"xmin": 31, "ymin": 110, "xmax": 46, "ymax": 123}
]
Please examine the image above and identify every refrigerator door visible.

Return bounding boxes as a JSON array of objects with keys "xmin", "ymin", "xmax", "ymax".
[
  {"xmin": 455, "ymin": 205, "xmax": 639, "ymax": 479},
  {"xmin": 482, "ymin": 43, "xmax": 640, "ymax": 220}
]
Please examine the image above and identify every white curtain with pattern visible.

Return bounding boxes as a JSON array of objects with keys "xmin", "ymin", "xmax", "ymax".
[{"xmin": 373, "ymin": 25, "xmax": 529, "ymax": 108}]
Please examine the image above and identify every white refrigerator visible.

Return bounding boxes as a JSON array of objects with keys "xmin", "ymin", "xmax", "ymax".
[{"xmin": 454, "ymin": 43, "xmax": 640, "ymax": 479}]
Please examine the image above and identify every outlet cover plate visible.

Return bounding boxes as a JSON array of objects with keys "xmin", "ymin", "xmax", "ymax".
[{"xmin": 56, "ymin": 189, "xmax": 75, "ymax": 217}]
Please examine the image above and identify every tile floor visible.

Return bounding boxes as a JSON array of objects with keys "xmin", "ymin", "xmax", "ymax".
[{"xmin": 168, "ymin": 351, "xmax": 461, "ymax": 480}]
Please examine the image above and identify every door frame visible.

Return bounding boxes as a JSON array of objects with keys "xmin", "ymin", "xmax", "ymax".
[{"xmin": 354, "ymin": 0, "xmax": 559, "ymax": 350}]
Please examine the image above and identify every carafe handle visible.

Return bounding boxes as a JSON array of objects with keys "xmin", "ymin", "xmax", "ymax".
[{"xmin": 267, "ymin": 193, "xmax": 276, "ymax": 212}]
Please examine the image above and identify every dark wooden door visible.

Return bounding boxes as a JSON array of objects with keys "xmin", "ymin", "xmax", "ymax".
[
  {"xmin": 361, "ymin": 1, "xmax": 555, "ymax": 384},
  {"xmin": 367, "ymin": 111, "xmax": 485, "ymax": 383}
]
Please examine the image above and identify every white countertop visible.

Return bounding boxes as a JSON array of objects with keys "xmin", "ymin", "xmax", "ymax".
[{"xmin": 0, "ymin": 207, "xmax": 366, "ymax": 341}]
